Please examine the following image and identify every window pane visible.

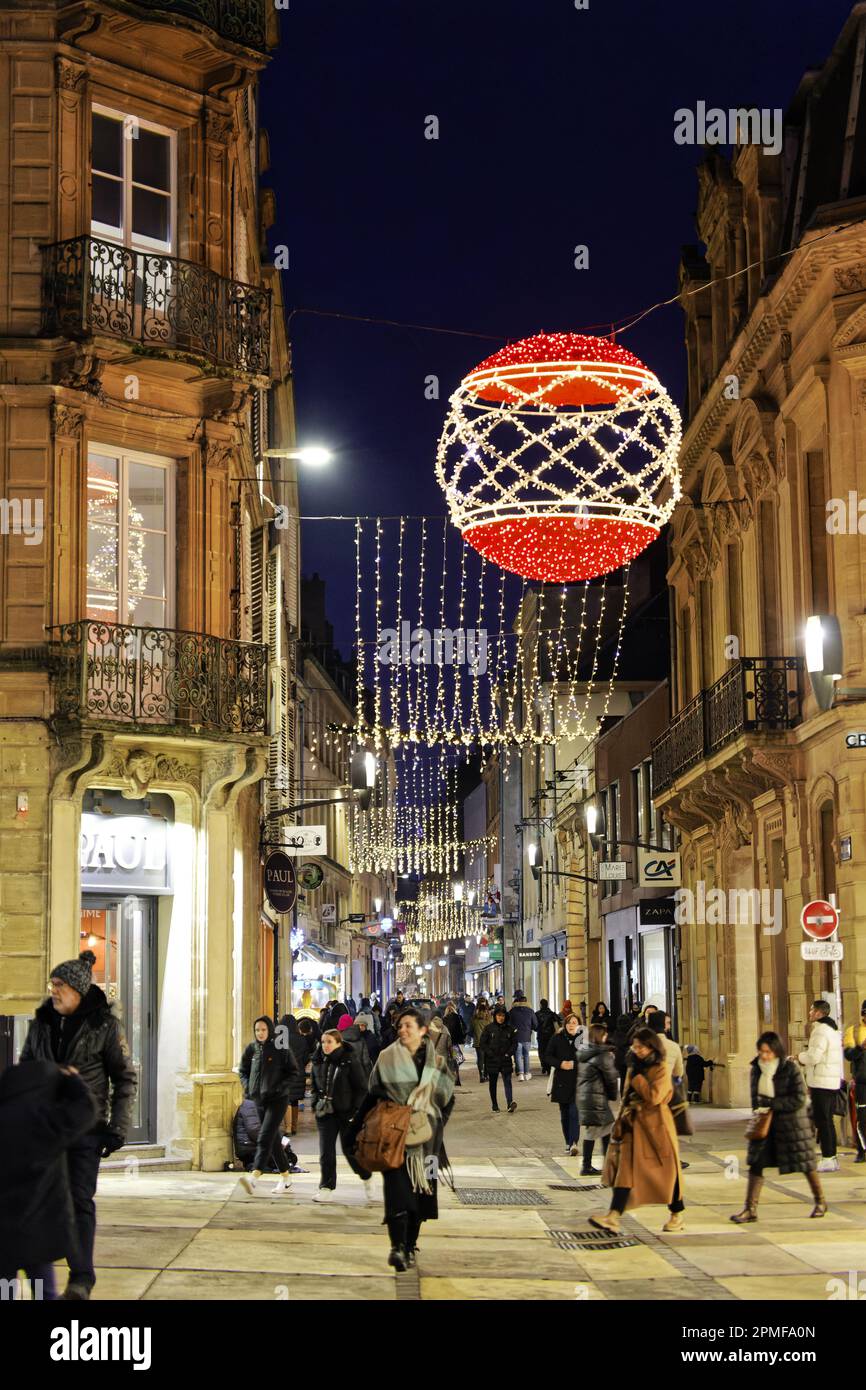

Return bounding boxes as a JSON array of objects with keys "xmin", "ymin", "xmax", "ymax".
[
  {"xmin": 129, "ymin": 594, "xmax": 166, "ymax": 627},
  {"xmin": 126, "ymin": 527, "xmax": 164, "ymax": 612},
  {"xmin": 87, "ymin": 455, "xmax": 120, "ymax": 620},
  {"xmin": 128, "ymin": 462, "xmax": 166, "ymax": 532},
  {"xmin": 132, "ymin": 187, "xmax": 170, "ymax": 244},
  {"xmin": 133, "ymin": 128, "xmax": 170, "ymax": 192},
  {"xmin": 92, "ymin": 175, "xmax": 122, "ymax": 231},
  {"xmin": 92, "ymin": 113, "xmax": 122, "ymax": 177}
]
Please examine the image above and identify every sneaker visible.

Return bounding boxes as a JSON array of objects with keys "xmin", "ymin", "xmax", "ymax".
[
  {"xmin": 662, "ymin": 1213, "xmax": 685, "ymax": 1233},
  {"xmin": 363, "ymin": 1181, "xmax": 377, "ymax": 1205},
  {"xmin": 239, "ymin": 1172, "xmax": 258, "ymax": 1195},
  {"xmin": 491, "ymin": 1106, "xmax": 501, "ymax": 1113},
  {"xmin": 507, "ymin": 1100, "xmax": 517, "ymax": 1113},
  {"xmin": 313, "ymin": 1187, "xmax": 337, "ymax": 1203},
  {"xmin": 855, "ymin": 1153, "xmax": 866, "ymax": 1164},
  {"xmin": 388, "ymin": 1245, "xmax": 409, "ymax": 1272},
  {"xmin": 525, "ymin": 1072, "xmax": 532, "ymax": 1080},
  {"xmin": 517, "ymin": 1073, "xmax": 525, "ymax": 1082},
  {"xmin": 816, "ymin": 1157, "xmax": 840, "ymax": 1172},
  {"xmin": 272, "ymin": 1177, "xmax": 292, "ymax": 1195},
  {"xmin": 581, "ymin": 1165, "xmax": 601, "ymax": 1176}
]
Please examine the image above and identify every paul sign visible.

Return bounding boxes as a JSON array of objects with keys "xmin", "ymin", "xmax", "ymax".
[{"xmin": 264, "ymin": 851, "xmax": 296, "ymax": 915}]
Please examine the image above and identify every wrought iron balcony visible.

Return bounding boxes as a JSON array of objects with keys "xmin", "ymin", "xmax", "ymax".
[
  {"xmin": 651, "ymin": 656, "xmax": 802, "ymax": 794},
  {"xmin": 41, "ymin": 236, "xmax": 270, "ymax": 377},
  {"xmin": 125, "ymin": 0, "xmax": 267, "ymax": 49},
  {"xmin": 50, "ymin": 621, "xmax": 268, "ymax": 737}
]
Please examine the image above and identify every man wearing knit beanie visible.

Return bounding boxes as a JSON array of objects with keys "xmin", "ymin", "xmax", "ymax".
[{"xmin": 19, "ymin": 948, "xmax": 137, "ymax": 1300}]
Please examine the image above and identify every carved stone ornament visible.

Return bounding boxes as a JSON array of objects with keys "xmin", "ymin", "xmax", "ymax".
[
  {"xmin": 58, "ymin": 348, "xmax": 106, "ymax": 402},
  {"xmin": 205, "ymin": 109, "xmax": 232, "ymax": 144},
  {"xmin": 834, "ymin": 264, "xmax": 866, "ymax": 295},
  {"xmin": 107, "ymin": 748, "xmax": 200, "ymax": 792},
  {"xmin": 52, "ymin": 403, "xmax": 85, "ymax": 438},
  {"xmin": 56, "ymin": 58, "xmax": 86, "ymax": 92}
]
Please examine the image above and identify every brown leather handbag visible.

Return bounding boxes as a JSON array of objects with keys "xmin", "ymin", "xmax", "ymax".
[
  {"xmin": 744, "ymin": 1108, "xmax": 773, "ymax": 1142},
  {"xmin": 355, "ymin": 1100, "xmax": 412, "ymax": 1172}
]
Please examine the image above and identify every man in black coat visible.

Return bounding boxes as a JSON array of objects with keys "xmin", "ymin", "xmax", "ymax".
[
  {"xmin": 535, "ymin": 999, "xmax": 560, "ymax": 1076},
  {"xmin": 19, "ymin": 949, "xmax": 137, "ymax": 1301},
  {"xmin": 0, "ymin": 1062, "xmax": 97, "ymax": 1299}
]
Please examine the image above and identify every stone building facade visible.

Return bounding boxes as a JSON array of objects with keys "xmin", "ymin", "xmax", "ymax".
[
  {"xmin": 653, "ymin": 5, "xmax": 866, "ymax": 1104},
  {"xmin": 0, "ymin": 0, "xmax": 301, "ymax": 1166}
]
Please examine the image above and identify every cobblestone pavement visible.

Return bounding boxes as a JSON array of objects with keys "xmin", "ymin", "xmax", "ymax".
[{"xmin": 81, "ymin": 1051, "xmax": 866, "ymax": 1300}]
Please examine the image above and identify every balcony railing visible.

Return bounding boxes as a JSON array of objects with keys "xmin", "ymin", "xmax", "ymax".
[
  {"xmin": 50, "ymin": 621, "xmax": 268, "ymax": 737},
  {"xmin": 652, "ymin": 656, "xmax": 802, "ymax": 794},
  {"xmin": 126, "ymin": 0, "xmax": 267, "ymax": 48},
  {"xmin": 42, "ymin": 236, "xmax": 270, "ymax": 377}
]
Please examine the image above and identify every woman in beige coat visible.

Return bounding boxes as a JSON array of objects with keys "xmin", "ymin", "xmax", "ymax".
[{"xmin": 589, "ymin": 1027, "xmax": 685, "ymax": 1234}]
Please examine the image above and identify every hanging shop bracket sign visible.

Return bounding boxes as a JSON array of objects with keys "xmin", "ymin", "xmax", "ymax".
[
  {"xmin": 282, "ymin": 825, "xmax": 328, "ymax": 856},
  {"xmin": 263, "ymin": 851, "xmax": 296, "ymax": 915},
  {"xmin": 598, "ymin": 860, "xmax": 627, "ymax": 881},
  {"xmin": 517, "ymin": 946, "xmax": 542, "ymax": 960}
]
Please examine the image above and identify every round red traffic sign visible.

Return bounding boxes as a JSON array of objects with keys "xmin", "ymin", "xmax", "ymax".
[{"xmin": 800, "ymin": 899, "xmax": 839, "ymax": 940}]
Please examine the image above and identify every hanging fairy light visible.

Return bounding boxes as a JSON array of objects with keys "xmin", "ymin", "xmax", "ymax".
[{"xmin": 435, "ymin": 331, "xmax": 681, "ymax": 582}]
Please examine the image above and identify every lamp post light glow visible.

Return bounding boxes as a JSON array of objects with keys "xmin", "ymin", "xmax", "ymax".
[
  {"xmin": 805, "ymin": 614, "xmax": 844, "ymax": 711},
  {"xmin": 374, "ymin": 897, "xmax": 383, "ymax": 914},
  {"xmin": 453, "ymin": 882, "xmax": 464, "ymax": 903},
  {"xmin": 350, "ymin": 748, "xmax": 377, "ymax": 811},
  {"xmin": 264, "ymin": 446, "xmax": 333, "ymax": 467}
]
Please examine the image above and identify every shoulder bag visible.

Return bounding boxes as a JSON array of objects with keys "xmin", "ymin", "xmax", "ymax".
[
  {"xmin": 744, "ymin": 1107, "xmax": 773, "ymax": 1142},
  {"xmin": 669, "ymin": 1078, "xmax": 694, "ymax": 1137},
  {"xmin": 354, "ymin": 1099, "xmax": 412, "ymax": 1172}
]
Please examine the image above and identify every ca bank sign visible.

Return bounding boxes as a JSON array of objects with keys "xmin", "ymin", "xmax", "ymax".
[{"xmin": 80, "ymin": 813, "xmax": 171, "ymax": 894}]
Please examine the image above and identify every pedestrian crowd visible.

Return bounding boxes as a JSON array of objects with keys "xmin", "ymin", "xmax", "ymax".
[{"xmin": 2, "ymin": 964, "xmax": 863, "ymax": 1292}]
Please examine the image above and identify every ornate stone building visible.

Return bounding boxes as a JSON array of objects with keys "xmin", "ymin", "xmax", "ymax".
[
  {"xmin": 0, "ymin": 0, "xmax": 301, "ymax": 1165},
  {"xmin": 653, "ymin": 5, "xmax": 866, "ymax": 1103}
]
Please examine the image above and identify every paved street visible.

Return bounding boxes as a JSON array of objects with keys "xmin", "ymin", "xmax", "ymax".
[{"xmin": 76, "ymin": 1050, "xmax": 866, "ymax": 1301}]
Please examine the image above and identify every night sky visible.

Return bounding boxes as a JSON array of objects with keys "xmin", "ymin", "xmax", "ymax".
[{"xmin": 260, "ymin": 0, "xmax": 854, "ymax": 656}]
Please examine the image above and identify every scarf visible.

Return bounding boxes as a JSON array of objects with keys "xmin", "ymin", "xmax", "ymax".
[
  {"xmin": 248, "ymin": 1041, "xmax": 263, "ymax": 1098},
  {"xmin": 372, "ymin": 1037, "xmax": 455, "ymax": 1195},
  {"xmin": 757, "ymin": 1057, "xmax": 779, "ymax": 1098}
]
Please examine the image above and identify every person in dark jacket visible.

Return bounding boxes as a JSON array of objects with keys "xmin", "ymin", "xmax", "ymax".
[
  {"xmin": 470, "ymin": 1000, "xmax": 491, "ymax": 1081},
  {"xmin": 611, "ymin": 1011, "xmax": 636, "ymax": 1083},
  {"xmin": 339, "ymin": 1011, "xmax": 379, "ymax": 1077},
  {"xmin": 232, "ymin": 1098, "xmax": 262, "ymax": 1169},
  {"xmin": 577, "ymin": 1023, "xmax": 620, "ymax": 1175},
  {"xmin": 730, "ymin": 1032, "xmax": 827, "ymax": 1223},
  {"xmin": 385, "ymin": 990, "xmax": 407, "ymax": 1017},
  {"xmin": 480, "ymin": 1005, "xmax": 518, "ymax": 1113},
  {"xmin": 238, "ymin": 1016, "xmax": 299, "ymax": 1196},
  {"xmin": 843, "ymin": 1001, "xmax": 866, "ymax": 1161},
  {"xmin": 380, "ymin": 1006, "xmax": 399, "ymax": 1049},
  {"xmin": 590, "ymin": 1002, "xmax": 613, "ymax": 1028},
  {"xmin": 309, "ymin": 1029, "xmax": 373, "ymax": 1202},
  {"xmin": 19, "ymin": 948, "xmax": 137, "ymax": 1300},
  {"xmin": 0, "ymin": 1061, "xmax": 98, "ymax": 1300},
  {"xmin": 536, "ymin": 1000, "xmax": 560, "ymax": 1076},
  {"xmin": 684, "ymin": 1045, "xmax": 713, "ymax": 1103},
  {"xmin": 508, "ymin": 991, "xmax": 538, "ymax": 1080},
  {"xmin": 279, "ymin": 1014, "xmax": 308, "ymax": 1135},
  {"xmin": 545, "ymin": 1012, "xmax": 583, "ymax": 1154},
  {"xmin": 345, "ymin": 996, "xmax": 358, "ymax": 1019}
]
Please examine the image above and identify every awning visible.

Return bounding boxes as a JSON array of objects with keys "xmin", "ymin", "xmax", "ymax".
[{"xmin": 302, "ymin": 939, "xmax": 347, "ymax": 965}]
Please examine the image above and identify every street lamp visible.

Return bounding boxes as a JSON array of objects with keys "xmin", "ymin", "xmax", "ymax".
[
  {"xmin": 373, "ymin": 897, "xmax": 383, "ymax": 915},
  {"xmin": 264, "ymin": 446, "xmax": 332, "ymax": 467},
  {"xmin": 585, "ymin": 800, "xmax": 606, "ymax": 848},
  {"xmin": 350, "ymin": 748, "xmax": 377, "ymax": 811},
  {"xmin": 805, "ymin": 614, "xmax": 843, "ymax": 712},
  {"xmin": 453, "ymin": 881, "xmax": 464, "ymax": 903},
  {"xmin": 527, "ymin": 842, "xmax": 541, "ymax": 882}
]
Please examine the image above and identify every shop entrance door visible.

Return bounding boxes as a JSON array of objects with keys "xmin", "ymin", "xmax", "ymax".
[{"xmin": 79, "ymin": 894, "xmax": 157, "ymax": 1144}]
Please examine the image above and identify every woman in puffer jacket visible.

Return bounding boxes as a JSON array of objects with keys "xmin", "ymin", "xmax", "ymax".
[
  {"xmin": 730, "ymin": 1032, "xmax": 827, "ymax": 1223},
  {"xmin": 577, "ymin": 1023, "xmax": 620, "ymax": 1176}
]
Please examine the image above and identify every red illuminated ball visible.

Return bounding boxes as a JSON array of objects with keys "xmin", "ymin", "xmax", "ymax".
[{"xmin": 463, "ymin": 515, "xmax": 659, "ymax": 582}]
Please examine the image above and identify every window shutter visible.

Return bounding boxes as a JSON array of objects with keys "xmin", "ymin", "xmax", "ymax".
[{"xmin": 250, "ymin": 524, "xmax": 266, "ymax": 643}]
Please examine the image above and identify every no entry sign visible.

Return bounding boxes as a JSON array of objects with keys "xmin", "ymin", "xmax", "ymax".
[{"xmin": 800, "ymin": 898, "xmax": 839, "ymax": 940}]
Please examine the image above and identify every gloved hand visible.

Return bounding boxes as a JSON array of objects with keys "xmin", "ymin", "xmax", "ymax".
[{"xmin": 100, "ymin": 1129, "xmax": 125, "ymax": 1158}]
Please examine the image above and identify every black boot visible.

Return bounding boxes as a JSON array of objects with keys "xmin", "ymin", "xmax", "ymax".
[
  {"xmin": 387, "ymin": 1214, "xmax": 409, "ymax": 1271},
  {"xmin": 581, "ymin": 1140, "xmax": 601, "ymax": 1176},
  {"xmin": 406, "ymin": 1214, "xmax": 422, "ymax": 1266}
]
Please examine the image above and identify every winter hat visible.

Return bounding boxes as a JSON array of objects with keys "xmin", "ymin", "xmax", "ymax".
[
  {"xmin": 356, "ymin": 1012, "xmax": 375, "ymax": 1030},
  {"xmin": 685, "ymin": 1044, "xmax": 698, "ymax": 1055},
  {"xmin": 513, "ymin": 990, "xmax": 526, "ymax": 1002},
  {"xmin": 337, "ymin": 1013, "xmax": 354, "ymax": 1032},
  {"xmin": 49, "ymin": 949, "xmax": 95, "ymax": 997}
]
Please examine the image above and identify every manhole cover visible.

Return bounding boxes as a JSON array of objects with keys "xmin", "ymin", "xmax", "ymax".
[
  {"xmin": 548, "ymin": 1228, "xmax": 640, "ymax": 1250},
  {"xmin": 548, "ymin": 1183, "xmax": 603, "ymax": 1192},
  {"xmin": 455, "ymin": 1187, "xmax": 551, "ymax": 1206}
]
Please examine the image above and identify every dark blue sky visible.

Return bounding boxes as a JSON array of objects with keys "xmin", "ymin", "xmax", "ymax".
[{"xmin": 260, "ymin": 0, "xmax": 854, "ymax": 654}]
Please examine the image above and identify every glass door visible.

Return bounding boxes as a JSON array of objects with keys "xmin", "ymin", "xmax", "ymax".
[{"xmin": 79, "ymin": 894, "xmax": 157, "ymax": 1144}]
